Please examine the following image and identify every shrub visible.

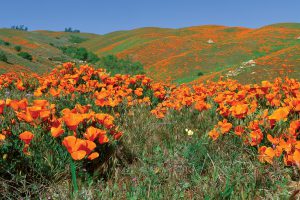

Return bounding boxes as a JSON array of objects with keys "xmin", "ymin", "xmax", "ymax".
[
  {"xmin": 0, "ymin": 51, "xmax": 8, "ymax": 62},
  {"xmin": 18, "ymin": 52, "xmax": 33, "ymax": 61},
  {"xmin": 0, "ymin": 39, "xmax": 10, "ymax": 46},
  {"xmin": 60, "ymin": 46, "xmax": 99, "ymax": 63},
  {"xmin": 98, "ymin": 55, "xmax": 145, "ymax": 75},
  {"xmin": 197, "ymin": 71, "xmax": 204, "ymax": 76},
  {"xmin": 14, "ymin": 45, "xmax": 22, "ymax": 52}
]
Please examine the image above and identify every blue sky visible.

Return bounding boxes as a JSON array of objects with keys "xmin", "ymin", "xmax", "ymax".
[{"xmin": 1, "ymin": 0, "xmax": 299, "ymax": 34}]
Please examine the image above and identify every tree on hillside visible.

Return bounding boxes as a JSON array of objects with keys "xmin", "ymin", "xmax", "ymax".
[
  {"xmin": 64, "ymin": 27, "xmax": 80, "ymax": 33},
  {"xmin": 11, "ymin": 25, "xmax": 28, "ymax": 31}
]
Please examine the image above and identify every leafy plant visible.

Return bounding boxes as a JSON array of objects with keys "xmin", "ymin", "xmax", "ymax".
[
  {"xmin": 98, "ymin": 55, "xmax": 145, "ymax": 75},
  {"xmin": 14, "ymin": 45, "xmax": 22, "ymax": 52},
  {"xmin": 0, "ymin": 51, "xmax": 8, "ymax": 62},
  {"xmin": 18, "ymin": 52, "xmax": 33, "ymax": 61},
  {"xmin": 60, "ymin": 46, "xmax": 99, "ymax": 63}
]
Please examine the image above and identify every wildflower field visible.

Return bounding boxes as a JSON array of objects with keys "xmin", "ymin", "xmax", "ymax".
[{"xmin": 0, "ymin": 62, "xmax": 299, "ymax": 199}]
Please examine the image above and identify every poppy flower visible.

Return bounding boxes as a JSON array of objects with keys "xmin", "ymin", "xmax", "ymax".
[
  {"xmin": 269, "ymin": 107, "xmax": 290, "ymax": 122},
  {"xmin": 63, "ymin": 113, "xmax": 83, "ymax": 131},
  {"xmin": 98, "ymin": 134, "xmax": 109, "ymax": 144},
  {"xmin": 0, "ymin": 133, "xmax": 5, "ymax": 141},
  {"xmin": 88, "ymin": 152, "xmax": 99, "ymax": 160},
  {"xmin": 62, "ymin": 136, "xmax": 97, "ymax": 160},
  {"xmin": 208, "ymin": 128, "xmax": 219, "ymax": 140},
  {"xmin": 218, "ymin": 119, "xmax": 232, "ymax": 134},
  {"xmin": 84, "ymin": 126, "xmax": 105, "ymax": 141},
  {"xmin": 234, "ymin": 126, "xmax": 244, "ymax": 136},
  {"xmin": 51, "ymin": 125, "xmax": 65, "ymax": 138},
  {"xmin": 27, "ymin": 106, "xmax": 42, "ymax": 119},
  {"xmin": 19, "ymin": 131, "xmax": 34, "ymax": 144}
]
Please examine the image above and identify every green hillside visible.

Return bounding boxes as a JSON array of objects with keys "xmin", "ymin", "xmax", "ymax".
[{"xmin": 1, "ymin": 23, "xmax": 300, "ymax": 83}]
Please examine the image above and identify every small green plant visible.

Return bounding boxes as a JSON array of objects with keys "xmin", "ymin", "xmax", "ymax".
[
  {"xmin": 14, "ymin": 45, "xmax": 22, "ymax": 52},
  {"xmin": 197, "ymin": 71, "xmax": 204, "ymax": 76},
  {"xmin": 0, "ymin": 39, "xmax": 10, "ymax": 46},
  {"xmin": 0, "ymin": 51, "xmax": 8, "ymax": 62},
  {"xmin": 18, "ymin": 52, "xmax": 33, "ymax": 61}
]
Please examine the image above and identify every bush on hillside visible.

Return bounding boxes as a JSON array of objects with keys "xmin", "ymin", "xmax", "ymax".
[
  {"xmin": 18, "ymin": 52, "xmax": 33, "ymax": 61},
  {"xmin": 0, "ymin": 51, "xmax": 8, "ymax": 62},
  {"xmin": 14, "ymin": 45, "xmax": 22, "ymax": 52},
  {"xmin": 0, "ymin": 39, "xmax": 10, "ymax": 46},
  {"xmin": 60, "ymin": 46, "xmax": 99, "ymax": 63},
  {"xmin": 197, "ymin": 71, "xmax": 204, "ymax": 76},
  {"xmin": 98, "ymin": 55, "xmax": 145, "ymax": 75}
]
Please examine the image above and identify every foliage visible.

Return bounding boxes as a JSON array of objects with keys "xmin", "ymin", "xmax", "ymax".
[
  {"xmin": 0, "ymin": 39, "xmax": 10, "ymax": 46},
  {"xmin": 0, "ymin": 63, "xmax": 299, "ymax": 198},
  {"xmin": 98, "ymin": 55, "xmax": 145, "ymax": 75},
  {"xmin": 17, "ymin": 52, "xmax": 32, "ymax": 61},
  {"xmin": 64, "ymin": 27, "xmax": 80, "ymax": 33},
  {"xmin": 197, "ymin": 71, "xmax": 204, "ymax": 76},
  {"xmin": 14, "ymin": 45, "xmax": 22, "ymax": 52},
  {"xmin": 68, "ymin": 35, "xmax": 87, "ymax": 43},
  {"xmin": 0, "ymin": 51, "xmax": 8, "ymax": 62},
  {"xmin": 11, "ymin": 25, "xmax": 28, "ymax": 31},
  {"xmin": 60, "ymin": 46, "xmax": 99, "ymax": 63}
]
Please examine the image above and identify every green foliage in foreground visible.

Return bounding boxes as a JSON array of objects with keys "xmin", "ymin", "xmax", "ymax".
[
  {"xmin": 0, "ymin": 87, "xmax": 296, "ymax": 199},
  {"xmin": 98, "ymin": 55, "xmax": 145, "ymax": 76}
]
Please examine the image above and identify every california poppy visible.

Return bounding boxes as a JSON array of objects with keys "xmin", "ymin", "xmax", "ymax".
[{"xmin": 19, "ymin": 131, "xmax": 34, "ymax": 144}]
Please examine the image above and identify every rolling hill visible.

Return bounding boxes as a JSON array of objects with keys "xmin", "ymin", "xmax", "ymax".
[{"xmin": 1, "ymin": 23, "xmax": 300, "ymax": 83}]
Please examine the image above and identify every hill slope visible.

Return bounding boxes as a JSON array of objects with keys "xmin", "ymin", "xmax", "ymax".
[
  {"xmin": 80, "ymin": 23, "xmax": 300, "ymax": 83},
  {"xmin": 1, "ymin": 23, "xmax": 300, "ymax": 83},
  {"xmin": 0, "ymin": 29, "xmax": 99, "ymax": 73}
]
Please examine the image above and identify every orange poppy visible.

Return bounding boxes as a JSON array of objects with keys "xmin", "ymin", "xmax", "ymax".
[
  {"xmin": 84, "ymin": 126, "xmax": 106, "ymax": 141},
  {"xmin": 51, "ymin": 125, "xmax": 65, "ymax": 138},
  {"xmin": 63, "ymin": 113, "xmax": 83, "ymax": 131},
  {"xmin": 218, "ymin": 119, "xmax": 232, "ymax": 134},
  {"xmin": 98, "ymin": 134, "xmax": 109, "ymax": 144},
  {"xmin": 88, "ymin": 152, "xmax": 99, "ymax": 160},
  {"xmin": 19, "ymin": 131, "xmax": 34, "ymax": 144},
  {"xmin": 258, "ymin": 146, "xmax": 275, "ymax": 164},
  {"xmin": 208, "ymin": 128, "xmax": 219, "ymax": 141}
]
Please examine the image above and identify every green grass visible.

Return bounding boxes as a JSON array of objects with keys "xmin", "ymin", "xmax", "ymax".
[{"xmin": 1, "ymin": 104, "xmax": 297, "ymax": 199}]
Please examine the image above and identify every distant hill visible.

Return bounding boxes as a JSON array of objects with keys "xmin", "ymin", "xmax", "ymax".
[{"xmin": 1, "ymin": 23, "xmax": 300, "ymax": 83}]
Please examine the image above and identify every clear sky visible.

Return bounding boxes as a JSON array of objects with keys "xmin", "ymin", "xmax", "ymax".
[{"xmin": 1, "ymin": 0, "xmax": 299, "ymax": 34}]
